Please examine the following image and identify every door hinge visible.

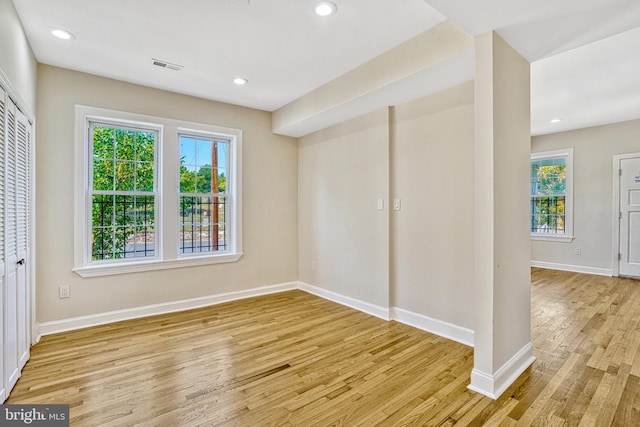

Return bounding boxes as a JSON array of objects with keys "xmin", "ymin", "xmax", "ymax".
[
  {"xmin": 619, "ymin": 253, "xmax": 622, "ymax": 261},
  {"xmin": 620, "ymin": 211, "xmax": 623, "ymax": 220},
  {"xmin": 620, "ymin": 168, "xmax": 623, "ymax": 176}
]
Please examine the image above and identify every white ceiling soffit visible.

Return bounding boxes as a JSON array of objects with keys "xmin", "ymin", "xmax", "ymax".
[
  {"xmin": 13, "ymin": 0, "xmax": 447, "ymax": 112},
  {"xmin": 273, "ymin": 21, "xmax": 474, "ymax": 137},
  {"xmin": 423, "ymin": 0, "xmax": 640, "ymax": 61},
  {"xmin": 275, "ymin": 51, "xmax": 474, "ymax": 138}
]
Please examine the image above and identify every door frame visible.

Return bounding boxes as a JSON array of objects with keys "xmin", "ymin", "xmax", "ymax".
[{"xmin": 612, "ymin": 152, "xmax": 640, "ymax": 277}]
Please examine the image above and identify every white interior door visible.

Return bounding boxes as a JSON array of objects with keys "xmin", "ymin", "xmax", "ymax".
[{"xmin": 619, "ymin": 156, "xmax": 640, "ymax": 277}]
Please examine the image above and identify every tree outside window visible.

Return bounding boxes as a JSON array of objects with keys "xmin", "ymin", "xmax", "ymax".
[{"xmin": 90, "ymin": 124, "xmax": 157, "ymax": 260}]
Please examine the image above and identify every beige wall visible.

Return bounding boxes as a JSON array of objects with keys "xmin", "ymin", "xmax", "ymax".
[
  {"xmin": 0, "ymin": 0, "xmax": 37, "ymax": 114},
  {"xmin": 532, "ymin": 119, "xmax": 640, "ymax": 273},
  {"xmin": 298, "ymin": 109, "xmax": 390, "ymax": 308},
  {"xmin": 298, "ymin": 83, "xmax": 477, "ymax": 329},
  {"xmin": 36, "ymin": 65, "xmax": 298, "ymax": 323},
  {"xmin": 391, "ymin": 82, "xmax": 475, "ymax": 328}
]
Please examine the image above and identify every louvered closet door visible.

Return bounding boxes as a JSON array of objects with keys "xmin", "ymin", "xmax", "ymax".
[
  {"xmin": 15, "ymin": 107, "xmax": 29, "ymax": 369},
  {"xmin": 2, "ymin": 93, "xmax": 31, "ymax": 399},
  {"xmin": 0, "ymin": 86, "xmax": 6, "ymax": 402},
  {"xmin": 4, "ymin": 94, "xmax": 19, "ymax": 394}
]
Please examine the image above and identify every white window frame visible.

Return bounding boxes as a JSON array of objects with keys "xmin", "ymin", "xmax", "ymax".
[
  {"xmin": 177, "ymin": 127, "xmax": 240, "ymax": 259},
  {"xmin": 86, "ymin": 118, "xmax": 162, "ymax": 265},
  {"xmin": 73, "ymin": 106, "xmax": 243, "ymax": 277},
  {"xmin": 530, "ymin": 148, "xmax": 574, "ymax": 242}
]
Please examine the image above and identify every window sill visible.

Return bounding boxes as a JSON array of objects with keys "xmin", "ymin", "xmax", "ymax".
[
  {"xmin": 531, "ymin": 235, "xmax": 574, "ymax": 243},
  {"xmin": 73, "ymin": 252, "xmax": 243, "ymax": 278}
]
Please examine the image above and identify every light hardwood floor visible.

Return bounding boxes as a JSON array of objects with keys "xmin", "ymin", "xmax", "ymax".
[{"xmin": 7, "ymin": 268, "xmax": 640, "ymax": 426}]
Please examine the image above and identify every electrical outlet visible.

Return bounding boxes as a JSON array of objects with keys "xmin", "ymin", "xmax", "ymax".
[
  {"xmin": 575, "ymin": 248, "xmax": 581, "ymax": 255},
  {"xmin": 311, "ymin": 261, "xmax": 317, "ymax": 271},
  {"xmin": 59, "ymin": 285, "xmax": 70, "ymax": 299}
]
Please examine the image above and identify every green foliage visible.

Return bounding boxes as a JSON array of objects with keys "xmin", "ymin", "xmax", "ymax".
[
  {"xmin": 180, "ymin": 162, "xmax": 196, "ymax": 193},
  {"xmin": 197, "ymin": 167, "xmax": 212, "ymax": 193},
  {"xmin": 179, "ymin": 165, "xmax": 226, "ymax": 194},
  {"xmin": 532, "ymin": 165, "xmax": 565, "ymax": 195},
  {"xmin": 218, "ymin": 172, "xmax": 226, "ymax": 193},
  {"xmin": 91, "ymin": 125, "xmax": 155, "ymax": 260}
]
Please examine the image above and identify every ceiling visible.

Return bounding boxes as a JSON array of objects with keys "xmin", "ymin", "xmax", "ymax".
[
  {"xmin": 12, "ymin": 0, "xmax": 640, "ymax": 136},
  {"xmin": 426, "ymin": 0, "xmax": 640, "ymax": 135}
]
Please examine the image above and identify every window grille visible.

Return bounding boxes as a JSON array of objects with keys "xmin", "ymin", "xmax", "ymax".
[{"xmin": 89, "ymin": 123, "xmax": 157, "ymax": 261}]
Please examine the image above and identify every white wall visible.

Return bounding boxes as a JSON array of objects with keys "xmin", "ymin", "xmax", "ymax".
[
  {"xmin": 532, "ymin": 118, "xmax": 640, "ymax": 274},
  {"xmin": 36, "ymin": 65, "xmax": 298, "ymax": 323},
  {"xmin": 390, "ymin": 82, "xmax": 475, "ymax": 329},
  {"xmin": 0, "ymin": 0, "xmax": 37, "ymax": 114},
  {"xmin": 298, "ymin": 108, "xmax": 390, "ymax": 310}
]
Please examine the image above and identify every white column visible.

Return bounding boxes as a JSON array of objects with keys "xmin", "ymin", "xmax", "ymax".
[{"xmin": 470, "ymin": 31, "xmax": 535, "ymax": 399}]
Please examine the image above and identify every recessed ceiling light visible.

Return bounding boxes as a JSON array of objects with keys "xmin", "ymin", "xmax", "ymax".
[
  {"xmin": 550, "ymin": 118, "xmax": 562, "ymax": 124},
  {"xmin": 233, "ymin": 77, "xmax": 248, "ymax": 85},
  {"xmin": 314, "ymin": 1, "xmax": 337, "ymax": 16},
  {"xmin": 50, "ymin": 28, "xmax": 75, "ymax": 40}
]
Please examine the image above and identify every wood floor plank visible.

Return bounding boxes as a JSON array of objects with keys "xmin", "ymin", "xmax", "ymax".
[
  {"xmin": 6, "ymin": 269, "xmax": 640, "ymax": 426},
  {"xmin": 515, "ymin": 351, "xmax": 581, "ymax": 425},
  {"xmin": 611, "ymin": 373, "xmax": 640, "ymax": 426}
]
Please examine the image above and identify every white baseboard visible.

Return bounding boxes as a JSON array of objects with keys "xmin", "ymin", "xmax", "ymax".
[
  {"xmin": 37, "ymin": 281, "xmax": 299, "ymax": 338},
  {"xmin": 298, "ymin": 283, "xmax": 475, "ymax": 347},
  {"xmin": 531, "ymin": 260, "xmax": 612, "ymax": 277},
  {"xmin": 298, "ymin": 282, "xmax": 390, "ymax": 320},
  {"xmin": 468, "ymin": 342, "xmax": 535, "ymax": 399},
  {"xmin": 38, "ymin": 280, "xmax": 476, "ymax": 352},
  {"xmin": 390, "ymin": 307, "xmax": 474, "ymax": 347}
]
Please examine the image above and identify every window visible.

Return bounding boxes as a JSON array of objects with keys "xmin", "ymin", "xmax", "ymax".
[
  {"xmin": 90, "ymin": 122, "xmax": 158, "ymax": 261},
  {"xmin": 530, "ymin": 149, "xmax": 573, "ymax": 241},
  {"xmin": 179, "ymin": 134, "xmax": 229, "ymax": 255},
  {"xmin": 74, "ymin": 106, "xmax": 242, "ymax": 277}
]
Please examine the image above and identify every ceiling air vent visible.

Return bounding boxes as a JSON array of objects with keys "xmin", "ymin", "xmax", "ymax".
[{"xmin": 152, "ymin": 58, "xmax": 183, "ymax": 71}]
